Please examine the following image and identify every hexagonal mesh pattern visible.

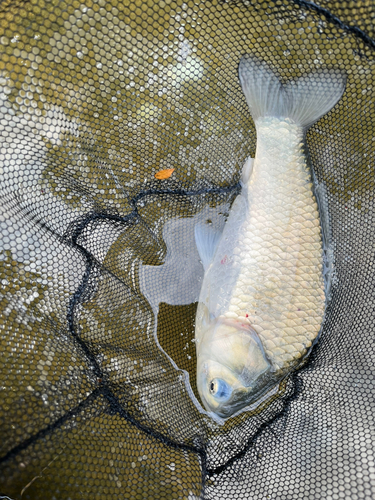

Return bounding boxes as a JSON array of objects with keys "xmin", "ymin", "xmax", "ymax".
[{"xmin": 0, "ymin": 0, "xmax": 374, "ymax": 499}]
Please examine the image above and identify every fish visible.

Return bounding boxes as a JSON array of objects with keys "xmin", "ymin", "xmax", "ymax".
[{"xmin": 194, "ymin": 55, "xmax": 346, "ymax": 419}]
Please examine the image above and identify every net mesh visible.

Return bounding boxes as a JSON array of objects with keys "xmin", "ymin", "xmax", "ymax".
[{"xmin": 0, "ymin": 0, "xmax": 374, "ymax": 498}]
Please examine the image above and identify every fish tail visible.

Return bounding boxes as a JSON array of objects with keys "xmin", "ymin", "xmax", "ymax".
[{"xmin": 238, "ymin": 55, "xmax": 346, "ymax": 129}]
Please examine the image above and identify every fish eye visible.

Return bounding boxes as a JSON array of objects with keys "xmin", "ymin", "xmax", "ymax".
[{"xmin": 209, "ymin": 378, "xmax": 232, "ymax": 401}]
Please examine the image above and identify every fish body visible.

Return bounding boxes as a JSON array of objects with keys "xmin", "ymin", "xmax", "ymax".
[{"xmin": 195, "ymin": 56, "xmax": 346, "ymax": 419}]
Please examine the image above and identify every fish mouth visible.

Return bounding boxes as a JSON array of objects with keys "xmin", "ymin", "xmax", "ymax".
[{"xmin": 212, "ymin": 371, "xmax": 276, "ymax": 418}]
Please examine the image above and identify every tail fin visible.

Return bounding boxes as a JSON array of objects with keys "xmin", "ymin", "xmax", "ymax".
[{"xmin": 238, "ymin": 55, "xmax": 346, "ymax": 129}]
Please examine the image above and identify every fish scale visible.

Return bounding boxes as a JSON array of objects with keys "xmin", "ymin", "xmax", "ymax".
[{"xmin": 201, "ymin": 118, "xmax": 325, "ymax": 374}]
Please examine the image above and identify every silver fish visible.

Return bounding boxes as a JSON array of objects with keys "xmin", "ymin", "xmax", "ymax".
[{"xmin": 195, "ymin": 55, "xmax": 346, "ymax": 419}]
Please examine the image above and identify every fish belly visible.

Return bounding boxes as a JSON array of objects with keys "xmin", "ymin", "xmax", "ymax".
[{"xmin": 221, "ymin": 118, "xmax": 325, "ymax": 371}]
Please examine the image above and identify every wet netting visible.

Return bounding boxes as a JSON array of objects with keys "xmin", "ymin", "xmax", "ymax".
[{"xmin": 0, "ymin": 0, "xmax": 374, "ymax": 498}]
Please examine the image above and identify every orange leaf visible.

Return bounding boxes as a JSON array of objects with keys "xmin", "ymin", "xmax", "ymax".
[{"xmin": 154, "ymin": 168, "xmax": 175, "ymax": 180}]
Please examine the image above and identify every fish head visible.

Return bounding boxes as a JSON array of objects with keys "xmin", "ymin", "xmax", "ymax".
[{"xmin": 196, "ymin": 317, "xmax": 272, "ymax": 418}]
